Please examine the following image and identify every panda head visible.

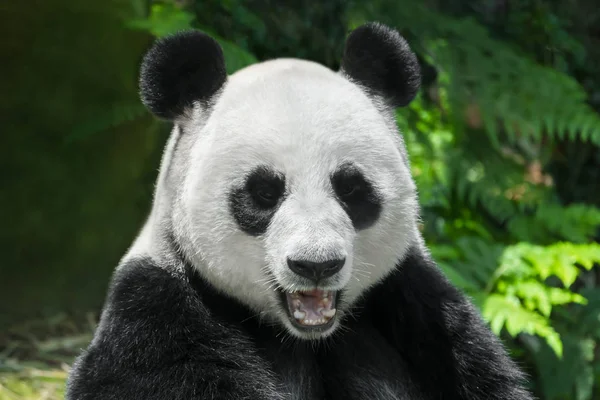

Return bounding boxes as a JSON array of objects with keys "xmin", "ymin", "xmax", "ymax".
[{"xmin": 140, "ymin": 23, "xmax": 421, "ymax": 340}]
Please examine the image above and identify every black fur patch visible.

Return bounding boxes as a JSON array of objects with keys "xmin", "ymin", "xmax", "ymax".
[
  {"xmin": 362, "ymin": 247, "xmax": 533, "ymax": 399},
  {"xmin": 67, "ymin": 248, "xmax": 533, "ymax": 400},
  {"xmin": 341, "ymin": 22, "xmax": 421, "ymax": 107},
  {"xmin": 331, "ymin": 163, "xmax": 382, "ymax": 230},
  {"xmin": 66, "ymin": 258, "xmax": 283, "ymax": 399},
  {"xmin": 229, "ymin": 166, "xmax": 286, "ymax": 236},
  {"xmin": 139, "ymin": 30, "xmax": 227, "ymax": 119}
]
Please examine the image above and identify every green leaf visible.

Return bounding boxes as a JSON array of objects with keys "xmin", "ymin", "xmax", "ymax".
[
  {"xmin": 548, "ymin": 288, "xmax": 587, "ymax": 306},
  {"xmin": 483, "ymin": 294, "xmax": 563, "ymax": 356},
  {"xmin": 127, "ymin": 3, "xmax": 195, "ymax": 37},
  {"xmin": 512, "ymin": 280, "xmax": 552, "ymax": 316}
]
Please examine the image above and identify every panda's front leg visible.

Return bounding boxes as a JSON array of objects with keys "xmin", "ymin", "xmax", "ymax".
[
  {"xmin": 65, "ymin": 258, "xmax": 285, "ymax": 400},
  {"xmin": 364, "ymin": 247, "xmax": 534, "ymax": 400}
]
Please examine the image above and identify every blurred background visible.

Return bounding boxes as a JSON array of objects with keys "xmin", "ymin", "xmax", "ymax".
[{"xmin": 2, "ymin": 0, "xmax": 600, "ymax": 398}]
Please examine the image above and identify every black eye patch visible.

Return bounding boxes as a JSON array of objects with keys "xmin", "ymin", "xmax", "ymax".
[
  {"xmin": 229, "ymin": 166, "xmax": 286, "ymax": 236},
  {"xmin": 331, "ymin": 164, "xmax": 382, "ymax": 230}
]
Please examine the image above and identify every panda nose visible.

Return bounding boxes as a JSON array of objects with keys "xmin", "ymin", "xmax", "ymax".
[{"xmin": 286, "ymin": 258, "xmax": 345, "ymax": 282}]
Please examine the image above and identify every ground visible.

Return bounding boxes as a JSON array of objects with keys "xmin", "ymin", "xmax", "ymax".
[{"xmin": 0, "ymin": 314, "xmax": 94, "ymax": 400}]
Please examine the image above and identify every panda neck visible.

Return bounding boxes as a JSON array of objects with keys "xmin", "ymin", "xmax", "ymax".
[
  {"xmin": 166, "ymin": 230, "xmax": 272, "ymax": 335},
  {"xmin": 123, "ymin": 124, "xmax": 192, "ymax": 264}
]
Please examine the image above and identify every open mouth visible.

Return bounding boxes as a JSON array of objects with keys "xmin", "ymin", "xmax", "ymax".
[{"xmin": 281, "ymin": 289, "xmax": 338, "ymax": 331}]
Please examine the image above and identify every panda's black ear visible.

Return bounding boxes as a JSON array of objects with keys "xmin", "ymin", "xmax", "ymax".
[
  {"xmin": 341, "ymin": 22, "xmax": 421, "ymax": 108},
  {"xmin": 139, "ymin": 31, "xmax": 227, "ymax": 120}
]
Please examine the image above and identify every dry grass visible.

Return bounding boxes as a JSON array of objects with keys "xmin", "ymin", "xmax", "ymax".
[
  {"xmin": 0, "ymin": 313, "xmax": 96, "ymax": 400},
  {"xmin": 0, "ymin": 368, "xmax": 68, "ymax": 400}
]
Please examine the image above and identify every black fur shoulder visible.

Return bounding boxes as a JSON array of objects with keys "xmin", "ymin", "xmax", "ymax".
[
  {"xmin": 362, "ymin": 246, "xmax": 533, "ymax": 399},
  {"xmin": 65, "ymin": 257, "xmax": 283, "ymax": 400}
]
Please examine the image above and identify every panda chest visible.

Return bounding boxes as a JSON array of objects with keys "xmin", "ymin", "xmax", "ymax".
[{"xmin": 260, "ymin": 334, "xmax": 420, "ymax": 400}]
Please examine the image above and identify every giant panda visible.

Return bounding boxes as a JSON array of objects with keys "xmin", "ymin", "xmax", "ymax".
[{"xmin": 66, "ymin": 22, "xmax": 533, "ymax": 400}]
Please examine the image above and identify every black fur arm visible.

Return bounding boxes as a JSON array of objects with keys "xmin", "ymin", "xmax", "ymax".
[
  {"xmin": 366, "ymin": 247, "xmax": 533, "ymax": 400},
  {"xmin": 66, "ymin": 258, "xmax": 283, "ymax": 400}
]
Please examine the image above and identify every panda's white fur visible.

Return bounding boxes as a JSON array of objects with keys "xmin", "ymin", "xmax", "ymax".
[{"xmin": 67, "ymin": 24, "xmax": 533, "ymax": 400}]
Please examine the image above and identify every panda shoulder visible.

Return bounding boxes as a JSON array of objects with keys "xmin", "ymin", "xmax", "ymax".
[
  {"xmin": 97, "ymin": 257, "xmax": 254, "ymax": 348},
  {"xmin": 67, "ymin": 257, "xmax": 285, "ymax": 399},
  {"xmin": 78, "ymin": 257, "xmax": 263, "ymax": 369},
  {"xmin": 104, "ymin": 257, "xmax": 202, "ymax": 322}
]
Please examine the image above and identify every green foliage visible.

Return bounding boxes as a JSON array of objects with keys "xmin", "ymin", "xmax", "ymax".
[
  {"xmin": 2, "ymin": 0, "xmax": 165, "ymax": 331},
  {"xmin": 127, "ymin": 3, "xmax": 195, "ymax": 37},
  {"xmin": 527, "ymin": 287, "xmax": 600, "ymax": 399},
  {"xmin": 433, "ymin": 240, "xmax": 600, "ymax": 357},
  {"xmin": 127, "ymin": 1, "xmax": 258, "ymax": 74},
  {"xmin": 509, "ymin": 204, "xmax": 600, "ymax": 244},
  {"xmin": 485, "ymin": 242, "xmax": 599, "ymax": 356},
  {"xmin": 350, "ymin": 2, "xmax": 600, "ymax": 147},
  {"xmin": 485, "ymin": 294, "xmax": 563, "ymax": 355}
]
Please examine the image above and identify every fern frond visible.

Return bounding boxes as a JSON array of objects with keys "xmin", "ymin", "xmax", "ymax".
[
  {"xmin": 351, "ymin": 2, "xmax": 600, "ymax": 146},
  {"xmin": 500, "ymin": 242, "xmax": 600, "ymax": 288},
  {"xmin": 484, "ymin": 293, "xmax": 563, "ymax": 356},
  {"xmin": 436, "ymin": 239, "xmax": 600, "ymax": 356}
]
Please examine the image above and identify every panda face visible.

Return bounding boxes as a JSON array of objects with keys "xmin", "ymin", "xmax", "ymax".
[
  {"xmin": 174, "ymin": 59, "xmax": 419, "ymax": 339},
  {"xmin": 139, "ymin": 24, "xmax": 422, "ymax": 339}
]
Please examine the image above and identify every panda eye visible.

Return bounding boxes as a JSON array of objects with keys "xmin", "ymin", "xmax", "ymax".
[
  {"xmin": 257, "ymin": 186, "xmax": 276, "ymax": 201},
  {"xmin": 332, "ymin": 164, "xmax": 369, "ymax": 201},
  {"xmin": 251, "ymin": 184, "xmax": 281, "ymax": 208},
  {"xmin": 256, "ymin": 189, "xmax": 275, "ymax": 200},
  {"xmin": 244, "ymin": 167, "xmax": 285, "ymax": 209},
  {"xmin": 339, "ymin": 183, "xmax": 359, "ymax": 197}
]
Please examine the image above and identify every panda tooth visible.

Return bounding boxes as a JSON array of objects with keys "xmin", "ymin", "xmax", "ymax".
[
  {"xmin": 321, "ymin": 309, "xmax": 336, "ymax": 318},
  {"xmin": 293, "ymin": 310, "xmax": 306, "ymax": 320}
]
